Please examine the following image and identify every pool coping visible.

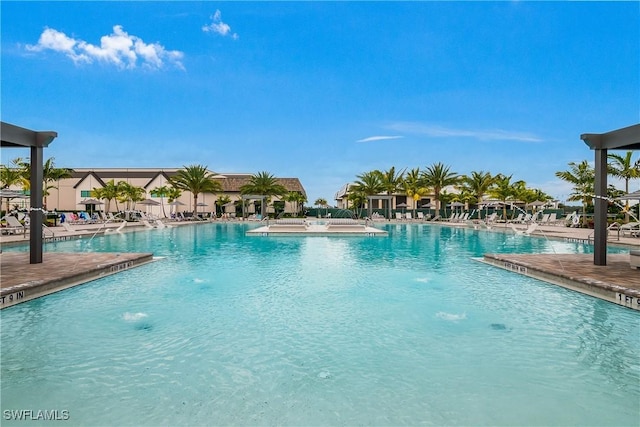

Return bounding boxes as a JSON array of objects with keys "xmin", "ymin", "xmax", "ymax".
[
  {"xmin": 478, "ymin": 253, "xmax": 640, "ymax": 311},
  {"xmin": 0, "ymin": 252, "xmax": 155, "ymax": 309}
]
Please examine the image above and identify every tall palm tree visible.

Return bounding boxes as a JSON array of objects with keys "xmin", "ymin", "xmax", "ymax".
[
  {"xmin": 352, "ymin": 170, "xmax": 384, "ymax": 212},
  {"xmin": 169, "ymin": 165, "xmax": 223, "ymax": 215},
  {"xmin": 239, "ymin": 171, "xmax": 287, "ymax": 217},
  {"xmin": 404, "ymin": 167, "xmax": 429, "ymax": 216},
  {"xmin": 422, "ymin": 162, "xmax": 459, "ymax": 212},
  {"xmin": 377, "ymin": 166, "xmax": 406, "ymax": 211},
  {"xmin": 555, "ymin": 161, "xmax": 595, "ymax": 227},
  {"xmin": 608, "ymin": 151, "xmax": 640, "ymax": 220},
  {"xmin": 92, "ymin": 179, "xmax": 121, "ymax": 213},
  {"xmin": 488, "ymin": 174, "xmax": 523, "ymax": 220},
  {"xmin": 460, "ymin": 171, "xmax": 494, "ymax": 209},
  {"xmin": 117, "ymin": 182, "xmax": 145, "ymax": 213}
]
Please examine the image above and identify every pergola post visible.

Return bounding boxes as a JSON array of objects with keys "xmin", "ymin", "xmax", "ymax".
[
  {"xmin": 593, "ymin": 148, "xmax": 608, "ymax": 266},
  {"xmin": 581, "ymin": 124, "xmax": 640, "ymax": 266},
  {"xmin": 1, "ymin": 122, "xmax": 57, "ymax": 264},
  {"xmin": 30, "ymin": 146, "xmax": 44, "ymax": 264}
]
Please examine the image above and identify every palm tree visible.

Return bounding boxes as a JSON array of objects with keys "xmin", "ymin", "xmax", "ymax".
[
  {"xmin": 555, "ymin": 161, "xmax": 595, "ymax": 227},
  {"xmin": 460, "ymin": 171, "xmax": 494, "ymax": 210},
  {"xmin": 169, "ymin": 165, "xmax": 223, "ymax": 215},
  {"xmin": 285, "ymin": 191, "xmax": 306, "ymax": 217},
  {"xmin": 117, "ymin": 182, "xmax": 145, "ymax": 213},
  {"xmin": 314, "ymin": 198, "xmax": 328, "ymax": 217},
  {"xmin": 488, "ymin": 174, "xmax": 523, "ymax": 220},
  {"xmin": 346, "ymin": 190, "xmax": 366, "ymax": 218},
  {"xmin": 352, "ymin": 170, "xmax": 384, "ymax": 213},
  {"xmin": 404, "ymin": 167, "xmax": 429, "ymax": 217},
  {"xmin": 92, "ymin": 179, "xmax": 121, "ymax": 213},
  {"xmin": 422, "ymin": 162, "xmax": 459, "ymax": 213},
  {"xmin": 18, "ymin": 157, "xmax": 73, "ymax": 210},
  {"xmin": 150, "ymin": 185, "xmax": 171, "ymax": 218},
  {"xmin": 608, "ymin": 151, "xmax": 640, "ymax": 221},
  {"xmin": 0, "ymin": 157, "xmax": 29, "ymax": 214},
  {"xmin": 377, "ymin": 166, "xmax": 406, "ymax": 211},
  {"xmin": 239, "ymin": 171, "xmax": 287, "ymax": 217},
  {"xmin": 216, "ymin": 195, "xmax": 231, "ymax": 217}
]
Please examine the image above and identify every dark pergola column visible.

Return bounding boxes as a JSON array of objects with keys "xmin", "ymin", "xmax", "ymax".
[
  {"xmin": 581, "ymin": 124, "xmax": 640, "ymax": 266},
  {"xmin": 30, "ymin": 145, "xmax": 44, "ymax": 263},
  {"xmin": 1, "ymin": 122, "xmax": 58, "ymax": 264},
  {"xmin": 593, "ymin": 148, "xmax": 608, "ymax": 265}
]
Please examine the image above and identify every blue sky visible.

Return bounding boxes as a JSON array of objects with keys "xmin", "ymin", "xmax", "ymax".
[{"xmin": 2, "ymin": 1, "xmax": 638, "ymax": 204}]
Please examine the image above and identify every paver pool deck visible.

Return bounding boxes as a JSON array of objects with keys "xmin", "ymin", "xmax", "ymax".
[{"xmin": 1, "ymin": 219, "xmax": 639, "ymax": 310}]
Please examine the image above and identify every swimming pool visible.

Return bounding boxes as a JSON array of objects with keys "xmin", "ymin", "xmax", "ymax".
[{"xmin": 2, "ymin": 223, "xmax": 639, "ymax": 426}]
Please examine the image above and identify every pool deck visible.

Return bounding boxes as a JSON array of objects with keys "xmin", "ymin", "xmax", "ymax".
[{"xmin": 1, "ymin": 218, "xmax": 639, "ymax": 310}]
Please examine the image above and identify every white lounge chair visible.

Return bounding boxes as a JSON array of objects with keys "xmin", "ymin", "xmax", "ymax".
[
  {"xmin": 508, "ymin": 213, "xmax": 524, "ymax": 224},
  {"xmin": 3, "ymin": 216, "xmax": 26, "ymax": 235},
  {"xmin": 620, "ymin": 222, "xmax": 640, "ymax": 237},
  {"xmin": 395, "ymin": 212, "xmax": 403, "ymax": 220},
  {"xmin": 405, "ymin": 212, "xmax": 412, "ymax": 221}
]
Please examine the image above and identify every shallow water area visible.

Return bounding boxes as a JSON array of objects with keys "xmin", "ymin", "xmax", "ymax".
[{"xmin": 1, "ymin": 223, "xmax": 639, "ymax": 426}]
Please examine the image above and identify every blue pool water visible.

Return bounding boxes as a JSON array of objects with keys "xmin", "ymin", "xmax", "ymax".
[{"xmin": 1, "ymin": 223, "xmax": 639, "ymax": 426}]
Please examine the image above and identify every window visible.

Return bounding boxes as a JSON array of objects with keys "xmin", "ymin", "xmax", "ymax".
[{"xmin": 81, "ymin": 190, "xmax": 92, "ymax": 197}]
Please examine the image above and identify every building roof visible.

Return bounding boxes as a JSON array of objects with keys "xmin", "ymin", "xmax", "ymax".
[{"xmin": 67, "ymin": 168, "xmax": 306, "ymax": 196}]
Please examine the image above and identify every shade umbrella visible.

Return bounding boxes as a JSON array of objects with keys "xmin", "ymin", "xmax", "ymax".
[
  {"xmin": 196, "ymin": 202, "xmax": 208, "ymax": 216},
  {"xmin": 78, "ymin": 198, "xmax": 104, "ymax": 215},
  {"xmin": 167, "ymin": 200, "xmax": 185, "ymax": 216},
  {"xmin": 396, "ymin": 202, "xmax": 408, "ymax": 214},
  {"xmin": 138, "ymin": 199, "xmax": 161, "ymax": 206}
]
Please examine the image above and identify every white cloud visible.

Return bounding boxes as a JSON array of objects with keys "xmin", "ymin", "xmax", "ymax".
[
  {"xmin": 356, "ymin": 135, "xmax": 404, "ymax": 143},
  {"xmin": 202, "ymin": 10, "xmax": 238, "ymax": 40},
  {"xmin": 25, "ymin": 26, "xmax": 184, "ymax": 70},
  {"xmin": 386, "ymin": 121, "xmax": 543, "ymax": 142}
]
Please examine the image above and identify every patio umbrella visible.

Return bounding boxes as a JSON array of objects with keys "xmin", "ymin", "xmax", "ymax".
[
  {"xmin": 78, "ymin": 198, "xmax": 104, "ymax": 215},
  {"xmin": 396, "ymin": 202, "xmax": 408, "ymax": 213},
  {"xmin": 167, "ymin": 200, "xmax": 185, "ymax": 215},
  {"xmin": 138, "ymin": 199, "xmax": 161, "ymax": 206},
  {"xmin": 196, "ymin": 202, "xmax": 208, "ymax": 215}
]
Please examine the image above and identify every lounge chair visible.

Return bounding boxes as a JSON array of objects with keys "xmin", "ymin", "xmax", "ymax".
[
  {"xmin": 416, "ymin": 212, "xmax": 424, "ymax": 221},
  {"xmin": 620, "ymin": 222, "xmax": 640, "ymax": 237},
  {"xmin": 508, "ymin": 213, "xmax": 524, "ymax": 224},
  {"xmin": 405, "ymin": 212, "xmax": 412, "ymax": 221},
  {"xmin": 3, "ymin": 216, "xmax": 26, "ymax": 235},
  {"xmin": 538, "ymin": 213, "xmax": 550, "ymax": 224},
  {"xmin": 395, "ymin": 212, "xmax": 403, "ymax": 221}
]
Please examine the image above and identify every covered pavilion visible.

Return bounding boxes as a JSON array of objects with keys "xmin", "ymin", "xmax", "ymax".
[
  {"xmin": 1, "ymin": 121, "xmax": 58, "ymax": 264},
  {"xmin": 581, "ymin": 123, "xmax": 640, "ymax": 266}
]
